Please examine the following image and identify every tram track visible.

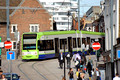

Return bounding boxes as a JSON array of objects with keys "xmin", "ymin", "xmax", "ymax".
[
  {"xmin": 18, "ymin": 61, "xmax": 48, "ymax": 80},
  {"xmin": 42, "ymin": 62, "xmax": 60, "ymax": 79},
  {"xmin": 32, "ymin": 62, "xmax": 48, "ymax": 80},
  {"xmin": 18, "ymin": 62, "xmax": 32, "ymax": 80}
]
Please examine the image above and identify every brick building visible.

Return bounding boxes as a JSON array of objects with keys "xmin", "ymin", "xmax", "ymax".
[{"xmin": 0, "ymin": 0, "xmax": 53, "ymax": 55}]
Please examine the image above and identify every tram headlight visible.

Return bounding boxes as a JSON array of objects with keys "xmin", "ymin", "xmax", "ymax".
[
  {"xmin": 22, "ymin": 52, "xmax": 25, "ymax": 55},
  {"xmin": 31, "ymin": 52, "xmax": 37, "ymax": 55},
  {"xmin": 22, "ymin": 52, "xmax": 28, "ymax": 55}
]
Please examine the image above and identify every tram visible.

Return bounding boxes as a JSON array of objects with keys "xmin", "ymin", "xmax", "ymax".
[{"xmin": 21, "ymin": 30, "xmax": 105, "ymax": 60}]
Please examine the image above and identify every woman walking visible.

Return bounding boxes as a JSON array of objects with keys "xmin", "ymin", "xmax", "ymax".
[{"xmin": 68, "ymin": 68, "xmax": 74, "ymax": 80}]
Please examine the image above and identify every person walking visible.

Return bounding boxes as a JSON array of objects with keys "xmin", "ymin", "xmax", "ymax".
[
  {"xmin": 1, "ymin": 74, "xmax": 7, "ymax": 80},
  {"xmin": 81, "ymin": 53, "xmax": 86, "ymax": 65},
  {"xmin": 113, "ymin": 73, "xmax": 120, "ymax": 80},
  {"xmin": 75, "ymin": 53, "xmax": 81, "ymax": 61},
  {"xmin": 58, "ymin": 52, "xmax": 64, "ymax": 69},
  {"xmin": 75, "ymin": 58, "xmax": 80, "ymax": 71},
  {"xmin": 73, "ymin": 52, "xmax": 77, "ymax": 62},
  {"xmin": 91, "ymin": 68, "xmax": 94, "ymax": 80},
  {"xmin": 80, "ymin": 73, "xmax": 85, "ymax": 80},
  {"xmin": 97, "ymin": 50, "xmax": 101, "ymax": 62},
  {"xmin": 82, "ymin": 43, "xmax": 85, "ymax": 53},
  {"xmin": 68, "ymin": 68, "xmax": 74, "ymax": 80},
  {"xmin": 0, "ymin": 71, "xmax": 3, "ymax": 79},
  {"xmin": 87, "ymin": 61, "xmax": 92, "ymax": 80},
  {"xmin": 93, "ymin": 68, "xmax": 101, "ymax": 80},
  {"xmin": 88, "ymin": 57, "xmax": 93, "ymax": 69},
  {"xmin": 76, "ymin": 68, "xmax": 82, "ymax": 80},
  {"xmin": 66, "ymin": 52, "xmax": 72, "ymax": 69}
]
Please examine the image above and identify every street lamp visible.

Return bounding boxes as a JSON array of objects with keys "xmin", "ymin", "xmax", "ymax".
[
  {"xmin": 62, "ymin": 40, "xmax": 66, "ymax": 79},
  {"xmin": 67, "ymin": 11, "xmax": 71, "ymax": 31}
]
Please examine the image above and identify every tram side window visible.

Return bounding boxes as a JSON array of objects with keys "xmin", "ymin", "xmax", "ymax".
[
  {"xmin": 38, "ymin": 40, "xmax": 54, "ymax": 51},
  {"xmin": 78, "ymin": 38, "xmax": 81, "ymax": 47},
  {"xmin": 82, "ymin": 38, "xmax": 86, "ymax": 47},
  {"xmin": 87, "ymin": 37, "xmax": 90, "ymax": 45},
  {"xmin": 73, "ymin": 38, "xmax": 77, "ymax": 48},
  {"xmin": 60, "ymin": 39, "xmax": 67, "ymax": 49}
]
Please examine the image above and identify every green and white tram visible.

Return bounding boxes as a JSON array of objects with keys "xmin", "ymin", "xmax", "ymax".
[{"xmin": 21, "ymin": 30, "xmax": 105, "ymax": 60}]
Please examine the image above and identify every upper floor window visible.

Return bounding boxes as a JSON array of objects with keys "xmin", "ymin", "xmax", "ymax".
[
  {"xmin": 12, "ymin": 41, "xmax": 17, "ymax": 50},
  {"xmin": 11, "ymin": 24, "xmax": 17, "ymax": 33},
  {"xmin": 30, "ymin": 24, "xmax": 39, "ymax": 32}
]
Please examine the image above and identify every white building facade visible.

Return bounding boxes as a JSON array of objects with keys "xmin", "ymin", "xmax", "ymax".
[
  {"xmin": 39, "ymin": 0, "xmax": 78, "ymax": 30},
  {"xmin": 103, "ymin": 0, "xmax": 119, "ymax": 51}
]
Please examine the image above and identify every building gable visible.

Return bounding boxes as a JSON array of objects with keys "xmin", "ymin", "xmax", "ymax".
[{"xmin": 10, "ymin": 0, "xmax": 51, "ymax": 17}]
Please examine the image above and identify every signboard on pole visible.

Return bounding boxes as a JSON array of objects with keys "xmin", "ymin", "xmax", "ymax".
[
  {"xmin": 7, "ymin": 51, "xmax": 15, "ymax": 60},
  {"xmin": 92, "ymin": 42, "xmax": 101, "ymax": 50},
  {"xmin": 0, "ymin": 42, "xmax": 4, "ymax": 48},
  {"xmin": 117, "ymin": 50, "xmax": 120, "ymax": 59},
  {"xmin": 4, "ymin": 41, "xmax": 12, "ymax": 49}
]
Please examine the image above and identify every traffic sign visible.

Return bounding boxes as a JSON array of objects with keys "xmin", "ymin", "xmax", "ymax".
[
  {"xmin": 7, "ymin": 51, "xmax": 15, "ymax": 60},
  {"xmin": 117, "ymin": 50, "xmax": 120, "ymax": 59},
  {"xmin": 4, "ymin": 41, "xmax": 12, "ymax": 49},
  {"xmin": 0, "ymin": 42, "xmax": 4, "ymax": 48},
  {"xmin": 92, "ymin": 42, "xmax": 101, "ymax": 50}
]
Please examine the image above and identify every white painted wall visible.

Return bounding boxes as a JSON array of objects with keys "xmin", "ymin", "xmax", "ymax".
[{"xmin": 104, "ymin": 0, "xmax": 118, "ymax": 51}]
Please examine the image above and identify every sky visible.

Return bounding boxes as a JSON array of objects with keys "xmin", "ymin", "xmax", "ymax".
[{"xmin": 80, "ymin": 0, "xmax": 102, "ymax": 16}]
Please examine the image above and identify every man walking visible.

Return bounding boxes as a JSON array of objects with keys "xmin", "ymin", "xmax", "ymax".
[
  {"xmin": 94, "ymin": 68, "xmax": 101, "ymax": 80},
  {"xmin": 68, "ymin": 68, "xmax": 74, "ymax": 80},
  {"xmin": 58, "ymin": 52, "xmax": 64, "ymax": 69},
  {"xmin": 66, "ymin": 52, "xmax": 72, "ymax": 69},
  {"xmin": 113, "ymin": 73, "xmax": 120, "ymax": 80}
]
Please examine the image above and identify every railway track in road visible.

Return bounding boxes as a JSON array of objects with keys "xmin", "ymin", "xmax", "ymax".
[
  {"xmin": 18, "ymin": 62, "xmax": 32, "ymax": 80},
  {"xmin": 18, "ymin": 61, "xmax": 48, "ymax": 80},
  {"xmin": 32, "ymin": 62, "xmax": 48, "ymax": 80}
]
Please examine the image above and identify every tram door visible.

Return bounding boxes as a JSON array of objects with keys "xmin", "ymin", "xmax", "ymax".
[
  {"xmin": 68, "ymin": 37, "xmax": 72, "ymax": 53},
  {"xmin": 54, "ymin": 38, "xmax": 59, "ymax": 57}
]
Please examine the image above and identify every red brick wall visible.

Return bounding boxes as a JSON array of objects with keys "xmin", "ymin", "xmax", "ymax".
[
  {"xmin": 10, "ymin": 0, "xmax": 52, "ymax": 39},
  {"xmin": 0, "ymin": 0, "xmax": 52, "ymax": 55}
]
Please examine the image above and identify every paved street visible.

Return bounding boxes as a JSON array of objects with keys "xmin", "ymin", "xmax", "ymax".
[{"xmin": 1, "ymin": 55, "xmax": 104, "ymax": 80}]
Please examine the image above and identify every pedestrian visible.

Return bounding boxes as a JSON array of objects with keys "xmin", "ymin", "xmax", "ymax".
[
  {"xmin": 62, "ymin": 77, "xmax": 66, "ymax": 80},
  {"xmin": 82, "ymin": 43, "xmax": 85, "ymax": 53},
  {"xmin": 86, "ymin": 44, "xmax": 89, "ymax": 55},
  {"xmin": 73, "ymin": 52, "xmax": 77, "ymax": 62},
  {"xmin": 80, "ymin": 73, "xmax": 85, "ymax": 80},
  {"xmin": 68, "ymin": 68, "xmax": 74, "ymax": 80},
  {"xmin": 87, "ymin": 61, "xmax": 92, "ymax": 80},
  {"xmin": 93, "ymin": 68, "xmax": 101, "ymax": 80},
  {"xmin": 66, "ymin": 52, "xmax": 72, "ymax": 69},
  {"xmin": 97, "ymin": 50, "xmax": 101, "ymax": 62},
  {"xmin": 81, "ymin": 53, "xmax": 86, "ymax": 65},
  {"xmin": 79, "ymin": 59, "xmax": 84, "ymax": 69},
  {"xmin": 75, "ymin": 53, "xmax": 81, "ymax": 61},
  {"xmin": 75, "ymin": 58, "xmax": 80, "ymax": 71},
  {"xmin": 76, "ymin": 68, "xmax": 82, "ymax": 80},
  {"xmin": 58, "ymin": 52, "xmax": 64, "ymax": 69},
  {"xmin": 113, "ymin": 73, "xmax": 120, "ymax": 80},
  {"xmin": 1, "ymin": 74, "xmax": 7, "ymax": 80},
  {"xmin": 88, "ymin": 57, "xmax": 93, "ymax": 69},
  {"xmin": 0, "ymin": 71, "xmax": 3, "ymax": 79},
  {"xmin": 91, "ymin": 68, "xmax": 94, "ymax": 80}
]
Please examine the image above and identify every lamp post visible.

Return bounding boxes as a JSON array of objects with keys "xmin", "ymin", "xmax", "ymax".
[
  {"xmin": 67, "ymin": 11, "xmax": 71, "ymax": 31},
  {"xmin": 63, "ymin": 40, "xmax": 66, "ymax": 79},
  {"xmin": 110, "ymin": 0, "xmax": 114, "ymax": 79}
]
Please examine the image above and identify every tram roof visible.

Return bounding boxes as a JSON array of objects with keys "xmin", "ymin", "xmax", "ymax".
[{"xmin": 23, "ymin": 30, "xmax": 105, "ymax": 36}]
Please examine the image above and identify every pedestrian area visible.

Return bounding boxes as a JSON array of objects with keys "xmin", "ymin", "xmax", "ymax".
[{"xmin": 1, "ymin": 55, "xmax": 104, "ymax": 80}]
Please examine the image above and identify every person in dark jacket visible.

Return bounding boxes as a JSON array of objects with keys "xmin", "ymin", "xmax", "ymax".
[
  {"xmin": 68, "ymin": 68, "xmax": 74, "ymax": 80},
  {"xmin": 58, "ymin": 52, "xmax": 64, "ymax": 69},
  {"xmin": 66, "ymin": 52, "xmax": 72, "ymax": 69},
  {"xmin": 87, "ymin": 61, "xmax": 92, "ymax": 80}
]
